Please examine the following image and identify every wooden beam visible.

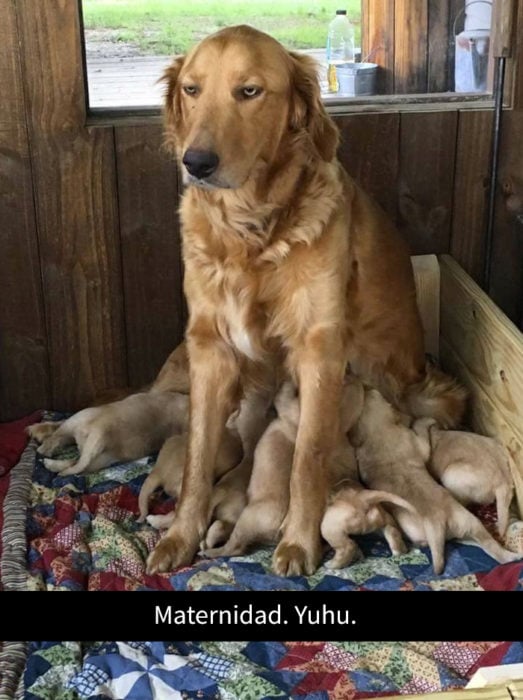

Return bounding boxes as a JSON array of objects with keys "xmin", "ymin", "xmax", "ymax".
[
  {"xmin": 16, "ymin": 0, "xmax": 127, "ymax": 411},
  {"xmin": 427, "ymin": 0, "xmax": 452, "ymax": 92},
  {"xmin": 394, "ymin": 0, "xmax": 429, "ymax": 93},
  {"xmin": 115, "ymin": 125, "xmax": 185, "ymax": 387},
  {"xmin": 361, "ymin": 0, "xmax": 395, "ymax": 94},
  {"xmin": 0, "ymin": 0, "xmax": 49, "ymax": 419}
]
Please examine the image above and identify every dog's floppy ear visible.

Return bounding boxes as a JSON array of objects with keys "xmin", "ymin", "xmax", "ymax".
[
  {"xmin": 288, "ymin": 51, "xmax": 339, "ymax": 162},
  {"xmin": 160, "ymin": 55, "xmax": 186, "ymax": 152}
]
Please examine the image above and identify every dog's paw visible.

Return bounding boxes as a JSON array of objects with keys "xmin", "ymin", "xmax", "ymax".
[
  {"xmin": 43, "ymin": 457, "xmax": 76, "ymax": 473},
  {"xmin": 146, "ymin": 534, "xmax": 196, "ymax": 574},
  {"xmin": 146, "ymin": 513, "xmax": 175, "ymax": 530},
  {"xmin": 272, "ymin": 541, "xmax": 320, "ymax": 577},
  {"xmin": 324, "ymin": 543, "xmax": 363, "ymax": 569}
]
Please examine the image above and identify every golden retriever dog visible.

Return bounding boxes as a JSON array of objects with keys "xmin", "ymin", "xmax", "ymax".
[
  {"xmin": 27, "ymin": 391, "xmax": 189, "ymax": 477},
  {"xmin": 147, "ymin": 25, "xmax": 467, "ymax": 576},
  {"xmin": 354, "ymin": 388, "xmax": 519, "ymax": 574},
  {"xmin": 414, "ymin": 418, "xmax": 514, "ymax": 537}
]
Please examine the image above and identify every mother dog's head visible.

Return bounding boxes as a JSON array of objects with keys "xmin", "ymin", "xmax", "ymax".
[{"xmin": 162, "ymin": 25, "xmax": 339, "ymax": 190}]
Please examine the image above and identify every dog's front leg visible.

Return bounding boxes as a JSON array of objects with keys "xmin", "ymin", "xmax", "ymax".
[
  {"xmin": 147, "ymin": 328, "xmax": 239, "ymax": 574},
  {"xmin": 273, "ymin": 326, "xmax": 346, "ymax": 576}
]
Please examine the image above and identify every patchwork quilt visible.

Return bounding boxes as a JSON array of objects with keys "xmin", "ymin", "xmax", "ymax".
[
  {"xmin": 22, "ymin": 641, "xmax": 523, "ymax": 700},
  {"xmin": 10, "ymin": 412, "xmax": 522, "ymax": 592}
]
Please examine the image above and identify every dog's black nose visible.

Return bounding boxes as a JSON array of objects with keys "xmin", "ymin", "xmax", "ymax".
[{"xmin": 182, "ymin": 149, "xmax": 220, "ymax": 179}]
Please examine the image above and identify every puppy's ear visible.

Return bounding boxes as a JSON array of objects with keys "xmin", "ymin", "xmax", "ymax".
[
  {"xmin": 288, "ymin": 51, "xmax": 339, "ymax": 162},
  {"xmin": 160, "ymin": 55, "xmax": 186, "ymax": 153}
]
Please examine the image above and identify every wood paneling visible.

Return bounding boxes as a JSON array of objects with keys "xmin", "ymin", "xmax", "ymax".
[
  {"xmin": 336, "ymin": 113, "xmax": 400, "ymax": 219},
  {"xmin": 115, "ymin": 126, "xmax": 184, "ymax": 387},
  {"xmin": 450, "ymin": 110, "xmax": 493, "ymax": 283},
  {"xmin": 398, "ymin": 112, "xmax": 458, "ymax": 254},
  {"xmin": 16, "ymin": 0, "xmax": 127, "ymax": 411},
  {"xmin": 394, "ymin": 0, "xmax": 429, "ymax": 93},
  {"xmin": 428, "ymin": 1, "xmax": 451, "ymax": 92},
  {"xmin": 0, "ymin": 0, "xmax": 49, "ymax": 420}
]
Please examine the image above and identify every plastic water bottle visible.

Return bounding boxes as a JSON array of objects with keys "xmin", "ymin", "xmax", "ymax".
[{"xmin": 326, "ymin": 9, "xmax": 355, "ymax": 92}]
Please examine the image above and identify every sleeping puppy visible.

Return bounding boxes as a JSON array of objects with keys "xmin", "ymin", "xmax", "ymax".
[
  {"xmin": 321, "ymin": 478, "xmax": 415, "ymax": 569},
  {"xmin": 354, "ymin": 388, "xmax": 520, "ymax": 574},
  {"xmin": 414, "ymin": 418, "xmax": 514, "ymax": 537},
  {"xmin": 202, "ymin": 376, "xmax": 364, "ymax": 559},
  {"xmin": 27, "ymin": 391, "xmax": 189, "ymax": 476}
]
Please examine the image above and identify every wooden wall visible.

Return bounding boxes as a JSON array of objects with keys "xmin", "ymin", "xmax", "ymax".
[{"xmin": 0, "ymin": 0, "xmax": 521, "ymax": 421}]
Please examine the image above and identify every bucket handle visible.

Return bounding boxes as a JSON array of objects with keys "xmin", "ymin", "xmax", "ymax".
[{"xmin": 452, "ymin": 0, "xmax": 492, "ymax": 37}]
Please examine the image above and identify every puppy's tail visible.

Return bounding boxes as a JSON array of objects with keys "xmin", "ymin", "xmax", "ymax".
[
  {"xmin": 423, "ymin": 518, "xmax": 446, "ymax": 575},
  {"xmin": 403, "ymin": 364, "xmax": 468, "ymax": 429},
  {"xmin": 138, "ymin": 471, "xmax": 163, "ymax": 522},
  {"xmin": 362, "ymin": 490, "xmax": 418, "ymax": 515}
]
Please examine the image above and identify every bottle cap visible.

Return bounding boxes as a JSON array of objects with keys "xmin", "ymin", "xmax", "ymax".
[{"xmin": 336, "ymin": 9, "xmax": 347, "ymax": 14}]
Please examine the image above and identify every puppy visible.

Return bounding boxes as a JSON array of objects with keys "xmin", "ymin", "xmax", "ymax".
[
  {"xmin": 354, "ymin": 388, "xmax": 519, "ymax": 574},
  {"xmin": 203, "ymin": 376, "xmax": 364, "ymax": 559},
  {"xmin": 321, "ymin": 478, "xmax": 415, "ymax": 569},
  {"xmin": 27, "ymin": 391, "xmax": 189, "ymax": 477},
  {"xmin": 414, "ymin": 419, "xmax": 514, "ymax": 537},
  {"xmin": 139, "ymin": 425, "xmax": 243, "ymax": 525}
]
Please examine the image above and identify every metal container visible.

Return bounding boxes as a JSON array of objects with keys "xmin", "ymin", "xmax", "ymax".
[{"xmin": 335, "ymin": 62, "xmax": 377, "ymax": 96}]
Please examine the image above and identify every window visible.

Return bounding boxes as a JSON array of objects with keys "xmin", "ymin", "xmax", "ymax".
[{"xmin": 81, "ymin": 0, "xmax": 496, "ymax": 111}]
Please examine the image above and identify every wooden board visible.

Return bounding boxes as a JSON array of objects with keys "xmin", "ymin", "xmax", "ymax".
[
  {"xmin": 16, "ymin": 0, "xmax": 127, "ymax": 411},
  {"xmin": 398, "ymin": 111, "xmax": 458, "ymax": 255},
  {"xmin": 427, "ymin": 0, "xmax": 451, "ymax": 92},
  {"xmin": 361, "ymin": 0, "xmax": 395, "ymax": 94},
  {"xmin": 0, "ymin": 0, "xmax": 49, "ymax": 420},
  {"xmin": 384, "ymin": 684, "xmax": 512, "ymax": 700},
  {"xmin": 394, "ymin": 0, "xmax": 429, "ymax": 93},
  {"xmin": 411, "ymin": 254, "xmax": 440, "ymax": 360},
  {"xmin": 115, "ymin": 125, "xmax": 185, "ymax": 387},
  {"xmin": 439, "ymin": 255, "xmax": 523, "ymax": 515},
  {"xmin": 450, "ymin": 110, "xmax": 493, "ymax": 284},
  {"xmin": 336, "ymin": 113, "xmax": 400, "ymax": 220}
]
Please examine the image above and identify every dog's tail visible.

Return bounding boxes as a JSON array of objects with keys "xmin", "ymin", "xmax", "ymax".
[
  {"xmin": 403, "ymin": 364, "xmax": 468, "ymax": 429},
  {"xmin": 361, "ymin": 490, "xmax": 418, "ymax": 515},
  {"xmin": 138, "ymin": 471, "xmax": 163, "ymax": 522},
  {"xmin": 423, "ymin": 518, "xmax": 446, "ymax": 575}
]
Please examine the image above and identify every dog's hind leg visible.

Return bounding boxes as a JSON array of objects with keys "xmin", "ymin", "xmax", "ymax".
[
  {"xmin": 454, "ymin": 508, "xmax": 520, "ymax": 564},
  {"xmin": 200, "ymin": 519, "xmax": 234, "ymax": 551},
  {"xmin": 423, "ymin": 518, "xmax": 447, "ymax": 575},
  {"xmin": 43, "ymin": 457, "xmax": 78, "ymax": 473},
  {"xmin": 138, "ymin": 471, "xmax": 163, "ymax": 522},
  {"xmin": 495, "ymin": 483, "xmax": 514, "ymax": 538},
  {"xmin": 57, "ymin": 434, "xmax": 112, "ymax": 476},
  {"xmin": 37, "ymin": 423, "xmax": 75, "ymax": 457},
  {"xmin": 382, "ymin": 512, "xmax": 408, "ymax": 556}
]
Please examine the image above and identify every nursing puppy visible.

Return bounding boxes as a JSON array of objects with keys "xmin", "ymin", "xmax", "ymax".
[
  {"xmin": 354, "ymin": 388, "xmax": 519, "ymax": 574},
  {"xmin": 140, "ymin": 425, "xmax": 243, "ymax": 526},
  {"xmin": 415, "ymin": 419, "xmax": 514, "ymax": 537},
  {"xmin": 203, "ymin": 377, "xmax": 364, "ymax": 559},
  {"xmin": 27, "ymin": 392, "xmax": 189, "ymax": 477},
  {"xmin": 149, "ymin": 24, "xmax": 467, "ymax": 576},
  {"xmin": 321, "ymin": 479, "xmax": 415, "ymax": 569}
]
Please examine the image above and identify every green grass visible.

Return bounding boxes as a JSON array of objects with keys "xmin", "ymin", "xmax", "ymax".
[{"xmin": 82, "ymin": 0, "xmax": 362, "ymax": 55}]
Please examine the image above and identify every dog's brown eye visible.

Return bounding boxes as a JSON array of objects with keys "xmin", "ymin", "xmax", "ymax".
[
  {"xmin": 241, "ymin": 86, "xmax": 262, "ymax": 99},
  {"xmin": 183, "ymin": 85, "xmax": 199, "ymax": 96}
]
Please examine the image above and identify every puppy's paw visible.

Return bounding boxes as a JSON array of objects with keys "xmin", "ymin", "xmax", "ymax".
[
  {"xmin": 272, "ymin": 541, "xmax": 320, "ymax": 577},
  {"xmin": 43, "ymin": 458, "xmax": 76, "ymax": 473},
  {"xmin": 391, "ymin": 540, "xmax": 408, "ymax": 556},
  {"xmin": 146, "ymin": 513, "xmax": 175, "ymax": 530},
  {"xmin": 325, "ymin": 543, "xmax": 363, "ymax": 569},
  {"xmin": 146, "ymin": 534, "xmax": 196, "ymax": 574}
]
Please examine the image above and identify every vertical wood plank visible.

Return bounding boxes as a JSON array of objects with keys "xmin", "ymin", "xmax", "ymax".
[
  {"xmin": 361, "ymin": 0, "xmax": 395, "ymax": 93},
  {"xmin": 398, "ymin": 112, "xmax": 458, "ymax": 254},
  {"xmin": 0, "ymin": 0, "xmax": 49, "ymax": 419},
  {"xmin": 335, "ymin": 113, "xmax": 400, "ymax": 220},
  {"xmin": 16, "ymin": 0, "xmax": 127, "ymax": 411},
  {"xmin": 394, "ymin": 0, "xmax": 429, "ymax": 93},
  {"xmin": 115, "ymin": 125, "xmax": 185, "ymax": 388},
  {"xmin": 450, "ymin": 110, "xmax": 492, "ymax": 283},
  {"xmin": 428, "ymin": 0, "xmax": 452, "ymax": 92}
]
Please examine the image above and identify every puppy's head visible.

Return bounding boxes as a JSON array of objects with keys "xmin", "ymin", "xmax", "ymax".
[{"xmin": 161, "ymin": 25, "xmax": 339, "ymax": 190}]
